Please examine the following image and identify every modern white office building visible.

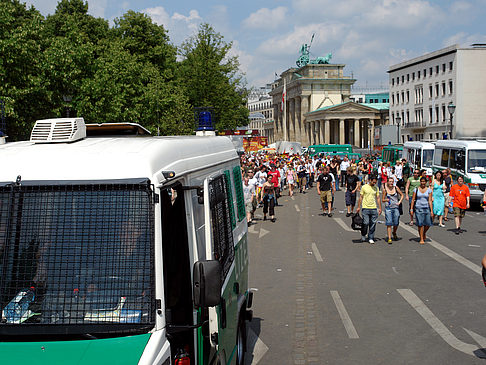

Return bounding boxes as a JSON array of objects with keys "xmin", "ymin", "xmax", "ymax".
[{"xmin": 388, "ymin": 44, "xmax": 486, "ymax": 142}]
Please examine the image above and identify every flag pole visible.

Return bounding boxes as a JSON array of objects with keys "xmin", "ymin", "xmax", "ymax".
[{"xmin": 282, "ymin": 78, "xmax": 287, "ymax": 141}]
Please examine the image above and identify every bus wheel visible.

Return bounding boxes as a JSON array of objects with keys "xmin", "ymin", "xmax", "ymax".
[{"xmin": 236, "ymin": 317, "xmax": 246, "ymax": 365}]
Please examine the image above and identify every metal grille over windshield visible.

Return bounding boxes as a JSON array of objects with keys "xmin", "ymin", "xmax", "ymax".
[{"xmin": 0, "ymin": 183, "xmax": 155, "ymax": 335}]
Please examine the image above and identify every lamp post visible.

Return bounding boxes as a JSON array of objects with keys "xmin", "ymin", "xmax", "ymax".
[
  {"xmin": 395, "ymin": 115, "xmax": 402, "ymax": 144},
  {"xmin": 448, "ymin": 101, "xmax": 456, "ymax": 139},
  {"xmin": 62, "ymin": 94, "xmax": 72, "ymax": 118},
  {"xmin": 368, "ymin": 120, "xmax": 373, "ymax": 155}
]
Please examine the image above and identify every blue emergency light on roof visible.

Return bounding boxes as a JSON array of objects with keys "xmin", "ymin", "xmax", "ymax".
[{"xmin": 196, "ymin": 110, "xmax": 214, "ymax": 131}]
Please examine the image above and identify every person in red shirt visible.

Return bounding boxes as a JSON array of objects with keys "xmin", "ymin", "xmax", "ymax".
[
  {"xmin": 449, "ymin": 176, "xmax": 470, "ymax": 234},
  {"xmin": 268, "ymin": 164, "xmax": 281, "ymax": 206}
]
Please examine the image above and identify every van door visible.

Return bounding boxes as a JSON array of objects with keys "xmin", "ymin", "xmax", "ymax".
[{"xmin": 204, "ymin": 174, "xmax": 237, "ymax": 364}]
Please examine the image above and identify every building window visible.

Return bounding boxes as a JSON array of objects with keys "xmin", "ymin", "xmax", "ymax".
[
  {"xmin": 401, "ymin": 91, "xmax": 404, "ymax": 103},
  {"xmin": 424, "ymin": 69, "xmax": 427, "ymax": 77},
  {"xmin": 412, "ymin": 72, "xmax": 415, "ymax": 80},
  {"xmin": 396, "ymin": 93, "xmax": 399, "ymax": 104},
  {"xmin": 442, "ymin": 63, "xmax": 446, "ymax": 72},
  {"xmin": 429, "ymin": 107, "xmax": 433, "ymax": 123},
  {"xmin": 429, "ymin": 67, "xmax": 433, "ymax": 75},
  {"xmin": 397, "ymin": 77, "xmax": 399, "ymax": 85},
  {"xmin": 407, "ymin": 74, "xmax": 410, "ymax": 82},
  {"xmin": 442, "ymin": 105, "xmax": 446, "ymax": 122},
  {"xmin": 392, "ymin": 78, "xmax": 394, "ymax": 86},
  {"xmin": 418, "ymin": 70, "xmax": 421, "ymax": 78},
  {"xmin": 449, "ymin": 61, "xmax": 453, "ymax": 71},
  {"xmin": 435, "ymin": 106, "xmax": 439, "ymax": 123},
  {"xmin": 429, "ymin": 85, "xmax": 433, "ymax": 98},
  {"xmin": 406, "ymin": 90, "xmax": 410, "ymax": 103},
  {"xmin": 402, "ymin": 75, "xmax": 404, "ymax": 83},
  {"xmin": 407, "ymin": 111, "xmax": 410, "ymax": 124},
  {"xmin": 449, "ymin": 80, "xmax": 453, "ymax": 94},
  {"xmin": 435, "ymin": 65, "xmax": 439, "ymax": 74},
  {"xmin": 441, "ymin": 82, "xmax": 446, "ymax": 96},
  {"xmin": 435, "ymin": 84, "xmax": 439, "ymax": 97}
]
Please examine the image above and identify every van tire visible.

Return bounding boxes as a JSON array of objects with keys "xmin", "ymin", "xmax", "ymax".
[{"xmin": 236, "ymin": 316, "xmax": 246, "ymax": 365}]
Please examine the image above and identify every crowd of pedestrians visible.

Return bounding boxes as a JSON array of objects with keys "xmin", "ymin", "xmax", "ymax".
[{"xmin": 241, "ymin": 150, "xmax": 480, "ymax": 244}]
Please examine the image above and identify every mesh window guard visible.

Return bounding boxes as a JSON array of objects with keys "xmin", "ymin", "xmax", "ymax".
[
  {"xmin": 0, "ymin": 183, "xmax": 155, "ymax": 336},
  {"xmin": 208, "ymin": 176, "xmax": 235, "ymax": 282}
]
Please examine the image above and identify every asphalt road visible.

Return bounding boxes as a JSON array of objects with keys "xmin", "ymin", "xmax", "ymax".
[{"xmin": 245, "ymin": 184, "xmax": 486, "ymax": 365}]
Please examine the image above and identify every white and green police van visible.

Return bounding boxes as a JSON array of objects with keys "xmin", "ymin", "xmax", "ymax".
[
  {"xmin": 403, "ymin": 141, "xmax": 435, "ymax": 177},
  {"xmin": 0, "ymin": 118, "xmax": 252, "ymax": 365},
  {"xmin": 432, "ymin": 139, "xmax": 486, "ymax": 203}
]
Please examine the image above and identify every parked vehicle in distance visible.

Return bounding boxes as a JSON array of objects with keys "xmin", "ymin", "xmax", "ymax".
[
  {"xmin": 381, "ymin": 145, "xmax": 403, "ymax": 165},
  {"xmin": 308, "ymin": 144, "xmax": 353, "ymax": 157},
  {"xmin": 432, "ymin": 139, "xmax": 486, "ymax": 203},
  {"xmin": 403, "ymin": 141, "xmax": 435, "ymax": 176}
]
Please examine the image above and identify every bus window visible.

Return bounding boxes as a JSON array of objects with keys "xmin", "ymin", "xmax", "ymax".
[
  {"xmin": 441, "ymin": 149, "xmax": 450, "ymax": 167},
  {"xmin": 449, "ymin": 149, "xmax": 457, "ymax": 169},
  {"xmin": 415, "ymin": 150, "xmax": 421, "ymax": 168},
  {"xmin": 423, "ymin": 150, "xmax": 433, "ymax": 168},
  {"xmin": 434, "ymin": 148, "xmax": 443, "ymax": 166},
  {"xmin": 468, "ymin": 150, "xmax": 486, "ymax": 173}
]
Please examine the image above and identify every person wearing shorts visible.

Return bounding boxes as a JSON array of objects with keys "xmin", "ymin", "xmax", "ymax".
[
  {"xmin": 317, "ymin": 166, "xmax": 335, "ymax": 217},
  {"xmin": 410, "ymin": 177, "xmax": 434, "ymax": 244},
  {"xmin": 382, "ymin": 176, "xmax": 403, "ymax": 244},
  {"xmin": 449, "ymin": 176, "xmax": 470, "ymax": 234}
]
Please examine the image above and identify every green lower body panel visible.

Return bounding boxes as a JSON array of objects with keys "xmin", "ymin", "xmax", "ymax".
[{"xmin": 0, "ymin": 333, "xmax": 151, "ymax": 365}]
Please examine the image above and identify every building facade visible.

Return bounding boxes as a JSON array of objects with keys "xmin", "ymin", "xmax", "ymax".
[
  {"xmin": 388, "ymin": 44, "xmax": 486, "ymax": 142},
  {"xmin": 247, "ymin": 88, "xmax": 274, "ymax": 142},
  {"xmin": 269, "ymin": 64, "xmax": 357, "ymax": 146}
]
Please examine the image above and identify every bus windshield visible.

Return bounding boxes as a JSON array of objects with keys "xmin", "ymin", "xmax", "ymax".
[
  {"xmin": 423, "ymin": 150, "xmax": 434, "ymax": 168},
  {"xmin": 0, "ymin": 183, "xmax": 155, "ymax": 337},
  {"xmin": 468, "ymin": 150, "xmax": 486, "ymax": 173}
]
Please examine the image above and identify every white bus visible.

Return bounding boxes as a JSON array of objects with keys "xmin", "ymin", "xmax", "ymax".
[
  {"xmin": 432, "ymin": 139, "xmax": 486, "ymax": 203},
  {"xmin": 403, "ymin": 141, "xmax": 435, "ymax": 176},
  {"xmin": 0, "ymin": 118, "xmax": 252, "ymax": 365}
]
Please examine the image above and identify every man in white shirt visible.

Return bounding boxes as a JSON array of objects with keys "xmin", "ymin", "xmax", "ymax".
[
  {"xmin": 394, "ymin": 160, "xmax": 403, "ymax": 188},
  {"xmin": 243, "ymin": 174, "xmax": 256, "ymax": 224},
  {"xmin": 340, "ymin": 156, "xmax": 350, "ymax": 189}
]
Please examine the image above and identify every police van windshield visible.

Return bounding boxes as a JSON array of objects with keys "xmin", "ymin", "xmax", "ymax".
[
  {"xmin": 423, "ymin": 149, "xmax": 434, "ymax": 168},
  {"xmin": 468, "ymin": 150, "xmax": 486, "ymax": 173},
  {"xmin": 0, "ymin": 183, "xmax": 155, "ymax": 337}
]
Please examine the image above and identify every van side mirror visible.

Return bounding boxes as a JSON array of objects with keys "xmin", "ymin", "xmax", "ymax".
[{"xmin": 193, "ymin": 260, "xmax": 221, "ymax": 308}]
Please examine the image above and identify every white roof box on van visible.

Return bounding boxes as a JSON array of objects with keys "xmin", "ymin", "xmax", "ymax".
[{"xmin": 30, "ymin": 118, "xmax": 86, "ymax": 143}]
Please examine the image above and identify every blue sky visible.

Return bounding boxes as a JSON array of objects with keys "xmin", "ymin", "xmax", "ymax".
[{"xmin": 24, "ymin": 0, "xmax": 486, "ymax": 91}]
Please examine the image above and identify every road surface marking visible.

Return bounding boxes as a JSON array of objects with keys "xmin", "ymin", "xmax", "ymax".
[
  {"xmin": 248, "ymin": 224, "xmax": 257, "ymax": 234},
  {"xmin": 330, "ymin": 290, "xmax": 359, "ymax": 339},
  {"xmin": 259, "ymin": 228, "xmax": 269, "ymax": 239},
  {"xmin": 294, "ymin": 204, "xmax": 301, "ymax": 212},
  {"xmin": 397, "ymin": 289, "xmax": 479, "ymax": 356},
  {"xmin": 247, "ymin": 328, "xmax": 269, "ymax": 365},
  {"xmin": 468, "ymin": 244, "xmax": 481, "ymax": 248},
  {"xmin": 291, "ymin": 196, "xmax": 295, "ymax": 201},
  {"xmin": 400, "ymin": 223, "xmax": 481, "ymax": 275},
  {"xmin": 392, "ymin": 267, "xmax": 399, "ymax": 274},
  {"xmin": 464, "ymin": 328, "xmax": 486, "ymax": 351},
  {"xmin": 334, "ymin": 217, "xmax": 355, "ymax": 232},
  {"xmin": 311, "ymin": 242, "xmax": 323, "ymax": 262}
]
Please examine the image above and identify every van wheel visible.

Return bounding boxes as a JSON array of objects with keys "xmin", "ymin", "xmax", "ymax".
[{"xmin": 236, "ymin": 317, "xmax": 246, "ymax": 365}]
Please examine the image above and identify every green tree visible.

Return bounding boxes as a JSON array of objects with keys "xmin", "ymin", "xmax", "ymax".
[
  {"xmin": 0, "ymin": 0, "xmax": 48, "ymax": 140},
  {"xmin": 179, "ymin": 23, "xmax": 249, "ymax": 131}
]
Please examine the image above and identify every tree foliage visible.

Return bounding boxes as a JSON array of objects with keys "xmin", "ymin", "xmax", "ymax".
[{"xmin": 0, "ymin": 0, "xmax": 248, "ymax": 141}]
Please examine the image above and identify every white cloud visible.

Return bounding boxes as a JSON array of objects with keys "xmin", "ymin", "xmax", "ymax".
[
  {"xmin": 23, "ymin": 0, "xmax": 58, "ymax": 15},
  {"xmin": 242, "ymin": 7, "xmax": 288, "ymax": 30},
  {"xmin": 143, "ymin": 6, "xmax": 202, "ymax": 45},
  {"xmin": 88, "ymin": 0, "xmax": 108, "ymax": 18},
  {"xmin": 443, "ymin": 32, "xmax": 486, "ymax": 47}
]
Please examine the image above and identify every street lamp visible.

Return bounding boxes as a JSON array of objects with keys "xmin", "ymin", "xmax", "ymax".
[
  {"xmin": 368, "ymin": 120, "xmax": 373, "ymax": 155},
  {"xmin": 62, "ymin": 94, "xmax": 72, "ymax": 118},
  {"xmin": 395, "ymin": 115, "xmax": 402, "ymax": 144},
  {"xmin": 448, "ymin": 101, "xmax": 456, "ymax": 139}
]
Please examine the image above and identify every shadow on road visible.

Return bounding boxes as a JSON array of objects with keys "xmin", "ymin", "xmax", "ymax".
[{"xmin": 244, "ymin": 317, "xmax": 263, "ymax": 365}]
